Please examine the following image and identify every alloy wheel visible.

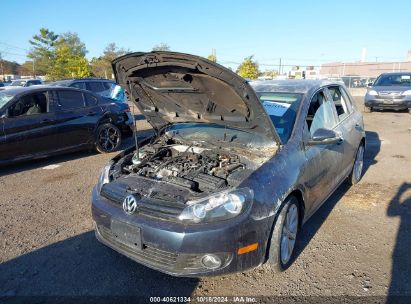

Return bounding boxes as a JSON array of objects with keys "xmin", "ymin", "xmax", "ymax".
[
  {"xmin": 353, "ymin": 145, "xmax": 364, "ymax": 182},
  {"xmin": 280, "ymin": 204, "xmax": 298, "ymax": 265},
  {"xmin": 98, "ymin": 125, "xmax": 120, "ymax": 152}
]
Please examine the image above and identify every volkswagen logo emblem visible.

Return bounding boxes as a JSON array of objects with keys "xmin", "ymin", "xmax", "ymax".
[{"xmin": 123, "ymin": 195, "xmax": 138, "ymax": 215}]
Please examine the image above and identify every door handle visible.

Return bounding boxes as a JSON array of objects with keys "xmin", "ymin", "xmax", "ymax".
[
  {"xmin": 41, "ymin": 118, "xmax": 53, "ymax": 123},
  {"xmin": 87, "ymin": 111, "xmax": 97, "ymax": 116}
]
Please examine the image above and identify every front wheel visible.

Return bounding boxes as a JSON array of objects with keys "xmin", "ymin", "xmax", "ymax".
[
  {"xmin": 95, "ymin": 123, "xmax": 122, "ymax": 153},
  {"xmin": 263, "ymin": 196, "xmax": 300, "ymax": 272},
  {"xmin": 364, "ymin": 106, "xmax": 372, "ymax": 113},
  {"xmin": 348, "ymin": 143, "xmax": 365, "ymax": 185}
]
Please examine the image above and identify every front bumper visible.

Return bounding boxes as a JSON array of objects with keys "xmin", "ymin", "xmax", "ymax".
[
  {"xmin": 91, "ymin": 187, "xmax": 271, "ymax": 277},
  {"xmin": 364, "ymin": 95, "xmax": 411, "ymax": 110}
]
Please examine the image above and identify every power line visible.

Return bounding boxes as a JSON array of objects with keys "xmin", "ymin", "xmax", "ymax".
[
  {"xmin": 0, "ymin": 50, "xmax": 28, "ymax": 58},
  {"xmin": 0, "ymin": 42, "xmax": 29, "ymax": 52}
]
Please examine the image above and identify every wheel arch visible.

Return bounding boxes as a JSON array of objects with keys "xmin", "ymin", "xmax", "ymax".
[
  {"xmin": 285, "ymin": 189, "xmax": 305, "ymax": 230},
  {"xmin": 263, "ymin": 188, "xmax": 305, "ymax": 263}
]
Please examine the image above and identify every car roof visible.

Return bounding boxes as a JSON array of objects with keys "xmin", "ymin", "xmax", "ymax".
[
  {"xmin": 53, "ymin": 78, "xmax": 114, "ymax": 83},
  {"xmin": 378, "ymin": 72, "xmax": 411, "ymax": 76},
  {"xmin": 11, "ymin": 79, "xmax": 41, "ymax": 82},
  {"xmin": 250, "ymin": 79, "xmax": 343, "ymax": 94},
  {"xmin": 1, "ymin": 85, "xmax": 96, "ymax": 96}
]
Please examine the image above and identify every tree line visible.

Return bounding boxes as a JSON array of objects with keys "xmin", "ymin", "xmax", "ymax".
[{"xmin": 1, "ymin": 27, "xmax": 272, "ymax": 81}]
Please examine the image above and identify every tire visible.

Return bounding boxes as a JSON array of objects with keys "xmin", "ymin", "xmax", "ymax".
[
  {"xmin": 95, "ymin": 123, "xmax": 122, "ymax": 153},
  {"xmin": 364, "ymin": 106, "xmax": 372, "ymax": 113},
  {"xmin": 263, "ymin": 196, "xmax": 300, "ymax": 272},
  {"xmin": 348, "ymin": 143, "xmax": 365, "ymax": 185}
]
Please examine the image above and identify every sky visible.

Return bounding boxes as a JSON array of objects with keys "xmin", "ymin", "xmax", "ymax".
[{"xmin": 0, "ymin": 0, "xmax": 410, "ymax": 72}]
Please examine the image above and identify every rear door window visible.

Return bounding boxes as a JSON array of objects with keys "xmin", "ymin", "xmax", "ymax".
[
  {"xmin": 328, "ymin": 86, "xmax": 352, "ymax": 121},
  {"xmin": 102, "ymin": 82, "xmax": 114, "ymax": 90},
  {"xmin": 57, "ymin": 90, "xmax": 85, "ymax": 110},
  {"xmin": 86, "ymin": 82, "xmax": 105, "ymax": 93}
]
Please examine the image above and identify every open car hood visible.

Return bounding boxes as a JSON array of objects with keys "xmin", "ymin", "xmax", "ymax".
[{"xmin": 112, "ymin": 52, "xmax": 281, "ymax": 144}]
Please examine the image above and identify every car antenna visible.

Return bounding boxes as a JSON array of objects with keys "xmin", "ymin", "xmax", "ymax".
[{"xmin": 128, "ymin": 82, "xmax": 141, "ymax": 164}]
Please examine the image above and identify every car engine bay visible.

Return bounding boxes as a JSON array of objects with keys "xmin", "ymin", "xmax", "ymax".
[{"xmin": 110, "ymin": 134, "xmax": 275, "ymax": 196}]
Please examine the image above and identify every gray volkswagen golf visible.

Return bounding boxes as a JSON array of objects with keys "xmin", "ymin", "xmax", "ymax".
[{"xmin": 91, "ymin": 52, "xmax": 365, "ymax": 277}]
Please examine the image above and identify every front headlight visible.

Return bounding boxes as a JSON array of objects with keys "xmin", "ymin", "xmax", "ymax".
[
  {"xmin": 97, "ymin": 161, "xmax": 113, "ymax": 193},
  {"xmin": 402, "ymin": 90, "xmax": 411, "ymax": 96},
  {"xmin": 179, "ymin": 188, "xmax": 254, "ymax": 223},
  {"xmin": 368, "ymin": 90, "xmax": 378, "ymax": 96}
]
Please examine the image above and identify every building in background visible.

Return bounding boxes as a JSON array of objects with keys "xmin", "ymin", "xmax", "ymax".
[{"xmin": 320, "ymin": 50, "xmax": 411, "ymax": 87}]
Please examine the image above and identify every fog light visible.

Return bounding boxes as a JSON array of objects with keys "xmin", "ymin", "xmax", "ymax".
[{"xmin": 201, "ymin": 254, "xmax": 222, "ymax": 269}]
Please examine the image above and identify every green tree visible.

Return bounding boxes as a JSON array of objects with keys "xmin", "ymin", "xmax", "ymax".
[
  {"xmin": 152, "ymin": 43, "xmax": 170, "ymax": 51},
  {"xmin": 207, "ymin": 53, "xmax": 217, "ymax": 62},
  {"xmin": 90, "ymin": 43, "xmax": 128, "ymax": 78},
  {"xmin": 18, "ymin": 61, "xmax": 35, "ymax": 76},
  {"xmin": 57, "ymin": 32, "xmax": 88, "ymax": 57},
  {"xmin": 0, "ymin": 58, "xmax": 20, "ymax": 75},
  {"xmin": 236, "ymin": 56, "xmax": 260, "ymax": 79},
  {"xmin": 47, "ymin": 43, "xmax": 91, "ymax": 80},
  {"xmin": 28, "ymin": 28, "xmax": 59, "ymax": 75}
]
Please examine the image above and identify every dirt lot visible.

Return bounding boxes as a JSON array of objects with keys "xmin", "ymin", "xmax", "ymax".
[{"xmin": 0, "ymin": 96, "xmax": 410, "ymax": 301}]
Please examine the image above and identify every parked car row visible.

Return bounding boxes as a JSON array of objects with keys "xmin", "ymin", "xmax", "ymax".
[
  {"xmin": 0, "ymin": 85, "xmax": 133, "ymax": 165},
  {"xmin": 49, "ymin": 78, "xmax": 126, "ymax": 102}
]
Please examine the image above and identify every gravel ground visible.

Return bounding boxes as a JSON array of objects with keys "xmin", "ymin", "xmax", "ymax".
[{"xmin": 0, "ymin": 97, "xmax": 410, "ymax": 302}]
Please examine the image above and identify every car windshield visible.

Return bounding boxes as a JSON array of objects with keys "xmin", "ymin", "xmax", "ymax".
[
  {"xmin": 163, "ymin": 123, "xmax": 275, "ymax": 149},
  {"xmin": 374, "ymin": 74, "xmax": 411, "ymax": 87},
  {"xmin": 0, "ymin": 92, "xmax": 15, "ymax": 109},
  {"xmin": 10, "ymin": 80, "xmax": 27, "ymax": 86},
  {"xmin": 256, "ymin": 92, "xmax": 303, "ymax": 143}
]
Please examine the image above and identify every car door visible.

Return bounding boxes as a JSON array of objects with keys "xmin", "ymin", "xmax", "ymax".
[
  {"xmin": 327, "ymin": 85, "xmax": 363, "ymax": 177},
  {"xmin": 53, "ymin": 89, "xmax": 90, "ymax": 150},
  {"xmin": 300, "ymin": 89, "xmax": 345, "ymax": 216},
  {"xmin": 0, "ymin": 90, "xmax": 58, "ymax": 162}
]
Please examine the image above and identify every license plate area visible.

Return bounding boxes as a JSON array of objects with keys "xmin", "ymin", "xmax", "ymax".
[
  {"xmin": 383, "ymin": 100, "xmax": 394, "ymax": 104},
  {"xmin": 110, "ymin": 219, "xmax": 142, "ymax": 250}
]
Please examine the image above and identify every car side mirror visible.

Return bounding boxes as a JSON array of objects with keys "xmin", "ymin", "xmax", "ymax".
[
  {"xmin": 367, "ymin": 83, "xmax": 373, "ymax": 88},
  {"xmin": 307, "ymin": 128, "xmax": 343, "ymax": 146}
]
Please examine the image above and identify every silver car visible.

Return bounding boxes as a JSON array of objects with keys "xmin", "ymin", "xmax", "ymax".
[{"xmin": 364, "ymin": 72, "xmax": 411, "ymax": 113}]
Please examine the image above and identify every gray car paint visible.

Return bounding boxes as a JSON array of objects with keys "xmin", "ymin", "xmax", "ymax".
[{"xmin": 92, "ymin": 54, "xmax": 366, "ymax": 276}]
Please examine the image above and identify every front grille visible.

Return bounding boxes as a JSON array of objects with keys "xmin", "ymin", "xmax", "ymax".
[
  {"xmin": 100, "ymin": 185, "xmax": 186, "ymax": 221},
  {"xmin": 376, "ymin": 92, "xmax": 403, "ymax": 99},
  {"xmin": 98, "ymin": 225, "xmax": 179, "ymax": 270}
]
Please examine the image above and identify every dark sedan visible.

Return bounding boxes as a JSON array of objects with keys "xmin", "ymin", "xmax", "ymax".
[
  {"xmin": 91, "ymin": 52, "xmax": 365, "ymax": 277},
  {"xmin": 0, "ymin": 86, "xmax": 132, "ymax": 165}
]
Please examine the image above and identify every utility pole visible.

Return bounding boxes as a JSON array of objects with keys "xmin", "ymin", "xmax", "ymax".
[
  {"xmin": 0, "ymin": 52, "xmax": 4, "ymax": 81},
  {"xmin": 279, "ymin": 58, "xmax": 282, "ymax": 75},
  {"xmin": 32, "ymin": 59, "xmax": 36, "ymax": 78}
]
